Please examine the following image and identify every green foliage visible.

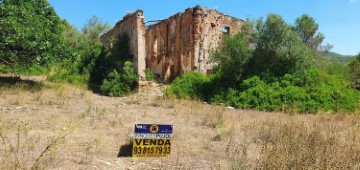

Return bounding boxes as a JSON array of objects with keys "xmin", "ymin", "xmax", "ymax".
[
  {"xmin": 294, "ymin": 14, "xmax": 332, "ymax": 56},
  {"xmin": 211, "ymin": 33, "xmax": 252, "ymax": 87},
  {"xmin": 249, "ymin": 14, "xmax": 315, "ymax": 79},
  {"xmin": 304, "ymin": 69, "xmax": 359, "ymax": 112},
  {"xmin": 0, "ymin": 64, "xmax": 50, "ymax": 75},
  {"xmin": 47, "ymin": 15, "xmax": 138, "ymax": 96},
  {"xmin": 294, "ymin": 14, "xmax": 323, "ymax": 50},
  {"xmin": 165, "ymin": 72, "xmax": 210, "ymax": 100},
  {"xmin": 82, "ymin": 16, "xmax": 111, "ymax": 43},
  {"xmin": 316, "ymin": 58, "xmax": 350, "ymax": 80},
  {"xmin": 100, "ymin": 61, "xmax": 137, "ymax": 97},
  {"xmin": 324, "ymin": 52, "xmax": 354, "ymax": 64},
  {"xmin": 89, "ymin": 33, "xmax": 133, "ymax": 88},
  {"xmin": 86, "ymin": 33, "xmax": 138, "ymax": 96},
  {"xmin": 0, "ymin": 64, "xmax": 12, "ymax": 73},
  {"xmin": 0, "ymin": 0, "xmax": 70, "ymax": 66},
  {"xmin": 209, "ymin": 71, "xmax": 359, "ymax": 113},
  {"xmin": 145, "ymin": 68, "xmax": 155, "ymax": 81},
  {"xmin": 47, "ymin": 59, "xmax": 87, "ymax": 85},
  {"xmin": 48, "ymin": 16, "xmax": 111, "ymax": 85},
  {"xmin": 349, "ymin": 53, "xmax": 360, "ymax": 89},
  {"xmin": 167, "ymin": 14, "xmax": 359, "ymax": 114}
]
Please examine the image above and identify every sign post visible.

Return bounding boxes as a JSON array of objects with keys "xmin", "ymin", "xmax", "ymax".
[{"xmin": 132, "ymin": 124, "xmax": 173, "ymax": 157}]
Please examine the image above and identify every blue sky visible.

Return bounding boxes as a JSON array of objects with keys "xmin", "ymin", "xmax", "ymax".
[{"xmin": 49, "ymin": 0, "xmax": 360, "ymax": 55}]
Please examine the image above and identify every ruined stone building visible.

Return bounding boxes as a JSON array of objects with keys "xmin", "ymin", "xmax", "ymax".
[{"xmin": 100, "ymin": 6, "xmax": 243, "ymax": 81}]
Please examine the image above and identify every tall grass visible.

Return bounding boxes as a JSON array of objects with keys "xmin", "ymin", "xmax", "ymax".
[
  {"xmin": 254, "ymin": 118, "xmax": 360, "ymax": 169},
  {"xmin": 0, "ymin": 120, "xmax": 73, "ymax": 169}
]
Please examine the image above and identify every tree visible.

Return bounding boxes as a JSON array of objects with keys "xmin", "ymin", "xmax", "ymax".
[
  {"xmin": 78, "ymin": 16, "xmax": 111, "ymax": 73},
  {"xmin": 349, "ymin": 53, "xmax": 360, "ymax": 90},
  {"xmin": 0, "ymin": 0, "xmax": 69, "ymax": 66},
  {"xmin": 82, "ymin": 16, "xmax": 111, "ymax": 43},
  {"xmin": 47, "ymin": 15, "xmax": 113, "ymax": 85},
  {"xmin": 249, "ymin": 14, "xmax": 315, "ymax": 79},
  {"xmin": 294, "ymin": 14, "xmax": 332, "ymax": 55},
  {"xmin": 211, "ymin": 33, "xmax": 253, "ymax": 87},
  {"xmin": 89, "ymin": 33, "xmax": 136, "ymax": 94}
]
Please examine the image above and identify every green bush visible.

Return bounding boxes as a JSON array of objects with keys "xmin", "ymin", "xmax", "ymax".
[
  {"xmin": 304, "ymin": 69, "xmax": 359, "ymax": 112},
  {"xmin": 1, "ymin": 0, "xmax": 71, "ymax": 66},
  {"xmin": 145, "ymin": 68, "xmax": 155, "ymax": 81},
  {"xmin": 211, "ymin": 33, "xmax": 252, "ymax": 88},
  {"xmin": 99, "ymin": 61, "xmax": 137, "ymax": 96},
  {"xmin": 349, "ymin": 53, "xmax": 360, "ymax": 90},
  {"xmin": 209, "ymin": 71, "xmax": 360, "ymax": 113},
  {"xmin": 48, "ymin": 31, "xmax": 139, "ymax": 96},
  {"xmin": 0, "ymin": 64, "xmax": 12, "ymax": 73},
  {"xmin": 170, "ymin": 70, "xmax": 360, "ymax": 113},
  {"xmin": 47, "ymin": 59, "xmax": 88, "ymax": 85},
  {"xmin": 317, "ymin": 60, "xmax": 350, "ymax": 79},
  {"xmin": 166, "ymin": 14, "xmax": 359, "ymax": 114},
  {"xmin": 165, "ymin": 72, "xmax": 210, "ymax": 100},
  {"xmin": 0, "ymin": 64, "xmax": 50, "ymax": 75},
  {"xmin": 88, "ymin": 33, "xmax": 136, "ymax": 94},
  {"xmin": 248, "ymin": 14, "xmax": 315, "ymax": 79}
]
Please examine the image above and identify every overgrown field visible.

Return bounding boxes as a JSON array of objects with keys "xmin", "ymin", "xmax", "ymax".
[{"xmin": 1, "ymin": 79, "xmax": 360, "ymax": 169}]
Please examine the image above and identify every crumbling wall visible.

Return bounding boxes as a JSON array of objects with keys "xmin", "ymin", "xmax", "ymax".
[
  {"xmin": 101, "ymin": 6, "xmax": 243, "ymax": 82},
  {"xmin": 145, "ymin": 6, "xmax": 243, "ymax": 81},
  {"xmin": 193, "ymin": 7, "xmax": 243, "ymax": 74},
  {"xmin": 145, "ymin": 8, "xmax": 195, "ymax": 81},
  {"xmin": 100, "ymin": 10, "xmax": 146, "ymax": 80}
]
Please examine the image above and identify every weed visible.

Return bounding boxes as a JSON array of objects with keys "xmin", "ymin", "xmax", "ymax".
[
  {"xmin": 96, "ymin": 107, "xmax": 106, "ymax": 120},
  {"xmin": 213, "ymin": 123, "xmax": 225, "ymax": 141},
  {"xmin": 255, "ymin": 118, "xmax": 360, "ymax": 169},
  {"xmin": 0, "ymin": 120, "xmax": 73, "ymax": 169},
  {"xmin": 83, "ymin": 141, "xmax": 93, "ymax": 164},
  {"xmin": 110, "ymin": 112, "xmax": 124, "ymax": 128},
  {"xmin": 145, "ymin": 68, "xmax": 155, "ymax": 81}
]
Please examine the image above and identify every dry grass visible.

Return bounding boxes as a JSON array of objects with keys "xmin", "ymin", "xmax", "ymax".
[{"xmin": 0, "ymin": 77, "xmax": 360, "ymax": 169}]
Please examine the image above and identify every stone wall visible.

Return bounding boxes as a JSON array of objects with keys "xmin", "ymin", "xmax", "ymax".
[
  {"xmin": 145, "ymin": 6, "xmax": 243, "ymax": 81},
  {"xmin": 100, "ymin": 10, "xmax": 146, "ymax": 80},
  {"xmin": 101, "ymin": 6, "xmax": 243, "ymax": 82}
]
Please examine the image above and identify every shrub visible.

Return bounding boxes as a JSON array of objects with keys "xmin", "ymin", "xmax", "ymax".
[
  {"xmin": 0, "ymin": 64, "xmax": 50, "ymax": 75},
  {"xmin": 349, "ymin": 53, "xmax": 360, "ymax": 90},
  {"xmin": 99, "ymin": 61, "xmax": 137, "ymax": 97},
  {"xmin": 249, "ymin": 14, "xmax": 315, "ymax": 79},
  {"xmin": 145, "ymin": 68, "xmax": 155, "ymax": 81},
  {"xmin": 47, "ymin": 59, "xmax": 88, "ymax": 85},
  {"xmin": 165, "ymin": 72, "xmax": 210, "ymax": 100},
  {"xmin": 304, "ymin": 69, "xmax": 360, "ymax": 112},
  {"xmin": 88, "ymin": 33, "xmax": 136, "ymax": 93},
  {"xmin": 317, "ymin": 59, "xmax": 350, "ymax": 80},
  {"xmin": 205, "ymin": 71, "xmax": 359, "ymax": 113},
  {"xmin": 165, "ymin": 14, "xmax": 360, "ymax": 114},
  {"xmin": 211, "ymin": 33, "xmax": 252, "ymax": 88}
]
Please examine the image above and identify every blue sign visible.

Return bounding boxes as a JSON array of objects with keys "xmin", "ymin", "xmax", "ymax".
[{"xmin": 134, "ymin": 124, "xmax": 173, "ymax": 134}]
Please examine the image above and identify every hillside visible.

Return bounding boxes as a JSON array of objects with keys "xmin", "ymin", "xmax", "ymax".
[
  {"xmin": 324, "ymin": 52, "xmax": 354, "ymax": 64},
  {"xmin": 1, "ymin": 77, "xmax": 360, "ymax": 169}
]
